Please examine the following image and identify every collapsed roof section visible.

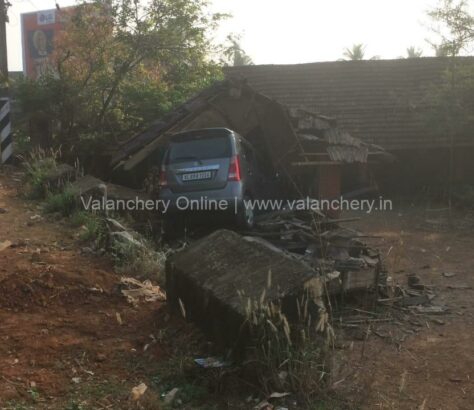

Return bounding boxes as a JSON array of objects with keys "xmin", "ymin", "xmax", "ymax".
[
  {"xmin": 288, "ymin": 107, "xmax": 389, "ymax": 166},
  {"xmin": 111, "ymin": 79, "xmax": 390, "ymax": 175}
]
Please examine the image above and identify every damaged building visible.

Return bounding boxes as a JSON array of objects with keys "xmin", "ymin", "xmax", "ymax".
[
  {"xmin": 108, "ymin": 79, "xmax": 391, "ymax": 349},
  {"xmin": 111, "ymin": 79, "xmax": 390, "ymax": 203},
  {"xmin": 225, "ymin": 57, "xmax": 474, "ymax": 193}
]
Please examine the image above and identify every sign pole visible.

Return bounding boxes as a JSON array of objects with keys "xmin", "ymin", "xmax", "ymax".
[{"xmin": 0, "ymin": 0, "xmax": 12, "ymax": 164}]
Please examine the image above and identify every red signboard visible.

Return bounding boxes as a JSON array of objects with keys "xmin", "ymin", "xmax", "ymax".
[{"xmin": 21, "ymin": 8, "xmax": 73, "ymax": 79}]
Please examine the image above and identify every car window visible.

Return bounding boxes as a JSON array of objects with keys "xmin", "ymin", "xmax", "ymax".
[{"xmin": 167, "ymin": 136, "xmax": 232, "ymax": 164}]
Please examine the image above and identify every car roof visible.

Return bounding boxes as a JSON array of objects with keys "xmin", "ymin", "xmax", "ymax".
[{"xmin": 169, "ymin": 128, "xmax": 236, "ymax": 141}]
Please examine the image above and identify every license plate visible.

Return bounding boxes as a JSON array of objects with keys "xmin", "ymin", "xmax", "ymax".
[{"xmin": 182, "ymin": 171, "xmax": 212, "ymax": 181}]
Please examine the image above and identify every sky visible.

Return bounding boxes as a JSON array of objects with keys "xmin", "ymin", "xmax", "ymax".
[{"xmin": 5, "ymin": 0, "xmax": 450, "ymax": 71}]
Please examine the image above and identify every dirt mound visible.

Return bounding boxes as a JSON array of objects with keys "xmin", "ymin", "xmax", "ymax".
[{"xmin": 0, "ymin": 265, "xmax": 121, "ymax": 310}]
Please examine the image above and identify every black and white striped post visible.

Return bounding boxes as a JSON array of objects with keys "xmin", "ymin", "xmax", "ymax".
[
  {"xmin": 0, "ymin": 0, "xmax": 11, "ymax": 164},
  {"xmin": 0, "ymin": 97, "xmax": 12, "ymax": 164}
]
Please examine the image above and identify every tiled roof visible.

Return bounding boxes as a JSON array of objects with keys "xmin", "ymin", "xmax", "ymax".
[{"xmin": 225, "ymin": 57, "xmax": 474, "ymax": 151}]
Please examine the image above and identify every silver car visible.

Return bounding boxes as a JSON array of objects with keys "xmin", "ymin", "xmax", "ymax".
[{"xmin": 159, "ymin": 128, "xmax": 265, "ymax": 229}]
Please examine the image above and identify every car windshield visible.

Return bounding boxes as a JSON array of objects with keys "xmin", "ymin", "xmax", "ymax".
[{"xmin": 168, "ymin": 135, "xmax": 232, "ymax": 164}]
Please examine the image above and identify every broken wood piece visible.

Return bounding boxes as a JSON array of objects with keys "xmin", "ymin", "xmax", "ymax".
[
  {"xmin": 413, "ymin": 305, "xmax": 449, "ymax": 315},
  {"xmin": 446, "ymin": 284, "xmax": 472, "ymax": 290}
]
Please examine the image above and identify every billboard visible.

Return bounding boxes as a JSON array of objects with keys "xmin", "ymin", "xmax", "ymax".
[{"xmin": 20, "ymin": 8, "xmax": 71, "ymax": 79}]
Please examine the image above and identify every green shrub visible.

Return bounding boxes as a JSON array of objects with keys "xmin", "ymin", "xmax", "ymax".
[
  {"xmin": 81, "ymin": 214, "xmax": 108, "ymax": 246},
  {"xmin": 70, "ymin": 211, "xmax": 108, "ymax": 246},
  {"xmin": 70, "ymin": 211, "xmax": 92, "ymax": 227},
  {"xmin": 44, "ymin": 189, "xmax": 76, "ymax": 216}
]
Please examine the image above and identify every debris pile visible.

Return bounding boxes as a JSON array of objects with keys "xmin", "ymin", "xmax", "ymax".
[
  {"xmin": 246, "ymin": 208, "xmax": 385, "ymax": 293},
  {"xmin": 379, "ymin": 273, "xmax": 449, "ymax": 314},
  {"xmin": 166, "ymin": 218, "xmax": 383, "ymax": 350}
]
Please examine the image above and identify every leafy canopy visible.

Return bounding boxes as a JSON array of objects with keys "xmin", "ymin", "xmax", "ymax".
[{"xmin": 16, "ymin": 0, "xmax": 225, "ymax": 157}]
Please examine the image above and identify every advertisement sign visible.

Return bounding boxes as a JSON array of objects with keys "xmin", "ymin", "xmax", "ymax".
[{"xmin": 21, "ymin": 8, "xmax": 70, "ymax": 79}]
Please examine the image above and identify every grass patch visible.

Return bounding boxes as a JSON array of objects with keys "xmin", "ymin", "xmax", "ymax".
[
  {"xmin": 70, "ymin": 211, "xmax": 93, "ymax": 227},
  {"xmin": 80, "ymin": 214, "xmax": 108, "ymax": 246},
  {"xmin": 164, "ymin": 383, "xmax": 208, "ymax": 408},
  {"xmin": 65, "ymin": 377, "xmax": 127, "ymax": 408},
  {"xmin": 70, "ymin": 210, "xmax": 108, "ymax": 247},
  {"xmin": 149, "ymin": 354, "xmax": 211, "ymax": 409},
  {"xmin": 112, "ymin": 234, "xmax": 167, "ymax": 282},
  {"xmin": 44, "ymin": 189, "xmax": 76, "ymax": 216}
]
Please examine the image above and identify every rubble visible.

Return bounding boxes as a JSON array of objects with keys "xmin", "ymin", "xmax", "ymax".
[{"xmin": 248, "ymin": 208, "xmax": 384, "ymax": 294}]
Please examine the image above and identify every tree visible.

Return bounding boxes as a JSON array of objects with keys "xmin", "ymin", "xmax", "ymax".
[
  {"xmin": 406, "ymin": 46, "xmax": 423, "ymax": 58},
  {"xmin": 429, "ymin": 0, "xmax": 474, "ymax": 54},
  {"xmin": 16, "ymin": 0, "xmax": 225, "ymax": 159},
  {"xmin": 342, "ymin": 43, "xmax": 366, "ymax": 60},
  {"xmin": 222, "ymin": 35, "xmax": 253, "ymax": 66},
  {"xmin": 427, "ymin": 0, "xmax": 474, "ymax": 212}
]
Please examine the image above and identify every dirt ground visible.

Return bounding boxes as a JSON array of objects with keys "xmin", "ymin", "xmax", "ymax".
[
  {"xmin": 1, "ymin": 167, "xmax": 473, "ymax": 409},
  {"xmin": 0, "ymin": 168, "xmax": 180, "ymax": 409},
  {"xmin": 345, "ymin": 207, "xmax": 474, "ymax": 410}
]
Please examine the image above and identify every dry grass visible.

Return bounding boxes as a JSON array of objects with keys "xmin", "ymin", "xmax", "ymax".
[
  {"xmin": 112, "ymin": 234, "xmax": 168, "ymax": 283},
  {"xmin": 240, "ymin": 272, "xmax": 334, "ymax": 406},
  {"xmin": 21, "ymin": 147, "xmax": 62, "ymax": 198}
]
